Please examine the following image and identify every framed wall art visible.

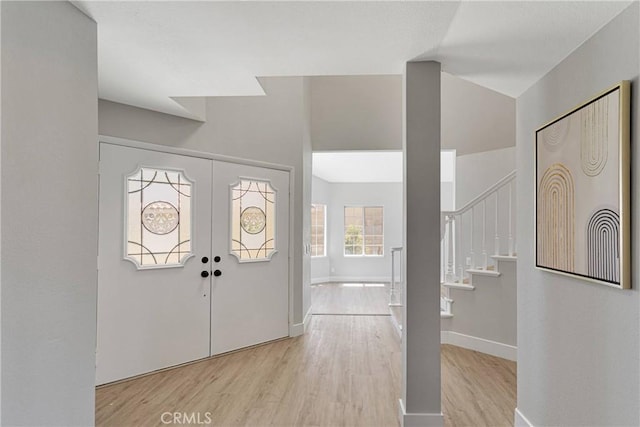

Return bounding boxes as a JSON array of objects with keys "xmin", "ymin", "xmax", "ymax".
[{"xmin": 535, "ymin": 81, "xmax": 630, "ymax": 289}]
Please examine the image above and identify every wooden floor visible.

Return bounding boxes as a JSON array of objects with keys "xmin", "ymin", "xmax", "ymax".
[
  {"xmin": 441, "ymin": 345, "xmax": 516, "ymax": 427},
  {"xmin": 97, "ymin": 283, "xmax": 516, "ymax": 426},
  {"xmin": 96, "ymin": 315, "xmax": 401, "ymax": 427},
  {"xmin": 311, "ymin": 282, "xmax": 390, "ymax": 315}
]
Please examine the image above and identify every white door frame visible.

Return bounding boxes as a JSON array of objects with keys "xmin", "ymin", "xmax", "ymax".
[{"xmin": 98, "ymin": 135, "xmax": 296, "ymax": 336}]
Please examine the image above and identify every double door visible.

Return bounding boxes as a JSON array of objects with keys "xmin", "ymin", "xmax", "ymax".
[{"xmin": 96, "ymin": 143, "xmax": 289, "ymax": 385}]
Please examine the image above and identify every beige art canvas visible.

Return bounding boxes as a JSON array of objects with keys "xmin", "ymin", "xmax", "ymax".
[{"xmin": 535, "ymin": 81, "xmax": 630, "ymax": 289}]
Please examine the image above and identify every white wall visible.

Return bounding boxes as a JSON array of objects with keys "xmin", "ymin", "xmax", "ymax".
[
  {"xmin": 0, "ymin": 2, "xmax": 3, "ymax": 419},
  {"xmin": 456, "ymin": 146, "xmax": 515, "ymax": 208},
  {"xmin": 1, "ymin": 2, "xmax": 98, "ymax": 424},
  {"xmin": 516, "ymin": 3, "xmax": 639, "ymax": 425},
  {"xmin": 454, "ymin": 146, "xmax": 516, "ymax": 266},
  {"xmin": 98, "ymin": 77, "xmax": 312, "ymax": 325},
  {"xmin": 310, "ymin": 178, "xmax": 402, "ymax": 283},
  {"xmin": 331, "ymin": 182, "xmax": 402, "ymax": 282}
]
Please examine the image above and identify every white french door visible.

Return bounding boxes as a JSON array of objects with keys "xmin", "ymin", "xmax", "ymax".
[
  {"xmin": 210, "ymin": 161, "xmax": 290, "ymax": 355},
  {"xmin": 96, "ymin": 142, "xmax": 290, "ymax": 385}
]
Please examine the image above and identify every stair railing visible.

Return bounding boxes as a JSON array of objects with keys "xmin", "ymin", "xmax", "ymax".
[
  {"xmin": 389, "ymin": 247, "xmax": 403, "ymax": 306},
  {"xmin": 441, "ymin": 170, "xmax": 516, "ymax": 284}
]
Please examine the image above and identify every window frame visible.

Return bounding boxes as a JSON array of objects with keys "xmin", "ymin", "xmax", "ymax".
[
  {"xmin": 343, "ymin": 205, "xmax": 384, "ymax": 257},
  {"xmin": 310, "ymin": 203, "xmax": 327, "ymax": 258}
]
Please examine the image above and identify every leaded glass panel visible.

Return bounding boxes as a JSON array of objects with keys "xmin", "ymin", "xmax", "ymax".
[
  {"xmin": 125, "ymin": 167, "xmax": 193, "ymax": 269},
  {"xmin": 230, "ymin": 179, "xmax": 276, "ymax": 262}
]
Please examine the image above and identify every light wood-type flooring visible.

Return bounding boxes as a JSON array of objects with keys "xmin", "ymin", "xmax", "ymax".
[
  {"xmin": 96, "ymin": 315, "xmax": 400, "ymax": 427},
  {"xmin": 311, "ymin": 282, "xmax": 390, "ymax": 315},
  {"xmin": 96, "ymin": 283, "xmax": 516, "ymax": 426}
]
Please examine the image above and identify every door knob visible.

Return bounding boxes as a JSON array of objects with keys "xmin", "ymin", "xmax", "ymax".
[
  {"xmin": 213, "ymin": 270, "xmax": 222, "ymax": 277},
  {"xmin": 214, "ymin": 256, "xmax": 221, "ymax": 263},
  {"xmin": 201, "ymin": 256, "xmax": 209, "ymax": 263},
  {"xmin": 201, "ymin": 270, "xmax": 210, "ymax": 278}
]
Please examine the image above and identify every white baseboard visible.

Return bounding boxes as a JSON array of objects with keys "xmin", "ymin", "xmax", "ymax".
[
  {"xmin": 441, "ymin": 331, "xmax": 517, "ymax": 361},
  {"xmin": 389, "ymin": 311, "xmax": 403, "ymax": 337},
  {"xmin": 514, "ymin": 408, "xmax": 534, "ymax": 427},
  {"xmin": 399, "ymin": 399, "xmax": 444, "ymax": 427},
  {"xmin": 290, "ymin": 306, "xmax": 313, "ymax": 337},
  {"xmin": 311, "ymin": 275, "xmax": 389, "ymax": 284}
]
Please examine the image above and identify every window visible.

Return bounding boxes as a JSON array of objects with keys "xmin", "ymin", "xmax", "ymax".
[
  {"xmin": 344, "ymin": 206, "xmax": 383, "ymax": 256},
  {"xmin": 311, "ymin": 204, "xmax": 326, "ymax": 257}
]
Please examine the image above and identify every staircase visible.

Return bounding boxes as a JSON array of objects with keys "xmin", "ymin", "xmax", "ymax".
[{"xmin": 389, "ymin": 171, "xmax": 517, "ymax": 360}]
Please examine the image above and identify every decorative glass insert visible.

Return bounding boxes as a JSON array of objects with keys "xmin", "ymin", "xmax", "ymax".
[
  {"xmin": 230, "ymin": 179, "xmax": 276, "ymax": 262},
  {"xmin": 125, "ymin": 167, "xmax": 193, "ymax": 269}
]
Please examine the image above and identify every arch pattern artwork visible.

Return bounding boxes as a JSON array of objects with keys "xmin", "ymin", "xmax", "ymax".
[
  {"xmin": 542, "ymin": 118, "xmax": 570, "ymax": 151},
  {"xmin": 535, "ymin": 82, "xmax": 629, "ymax": 288},
  {"xmin": 586, "ymin": 208, "xmax": 619, "ymax": 283},
  {"xmin": 537, "ymin": 163, "xmax": 575, "ymax": 271},
  {"xmin": 580, "ymin": 96, "xmax": 608, "ymax": 176}
]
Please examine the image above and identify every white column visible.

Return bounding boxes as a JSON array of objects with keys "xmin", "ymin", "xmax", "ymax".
[
  {"xmin": 508, "ymin": 181, "xmax": 514, "ymax": 256},
  {"xmin": 494, "ymin": 192, "xmax": 500, "ymax": 256},
  {"xmin": 445, "ymin": 216, "xmax": 455, "ymax": 282},
  {"xmin": 481, "ymin": 199, "xmax": 488, "ymax": 269},
  {"xmin": 470, "ymin": 207, "xmax": 475, "ymax": 269},
  {"xmin": 391, "ymin": 249, "xmax": 397, "ymax": 304},
  {"xmin": 401, "ymin": 60, "xmax": 443, "ymax": 425},
  {"xmin": 456, "ymin": 214, "xmax": 464, "ymax": 283}
]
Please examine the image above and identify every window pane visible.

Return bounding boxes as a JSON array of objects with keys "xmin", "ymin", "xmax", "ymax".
[
  {"xmin": 344, "ymin": 206, "xmax": 383, "ymax": 256},
  {"xmin": 364, "ymin": 207, "xmax": 384, "ymax": 256},
  {"xmin": 344, "ymin": 206, "xmax": 364, "ymax": 255},
  {"xmin": 345, "ymin": 207, "xmax": 363, "ymax": 226},
  {"xmin": 365, "ymin": 245, "xmax": 383, "ymax": 256},
  {"xmin": 311, "ymin": 204, "xmax": 326, "ymax": 257}
]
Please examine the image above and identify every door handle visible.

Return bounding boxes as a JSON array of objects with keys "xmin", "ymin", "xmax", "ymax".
[
  {"xmin": 214, "ymin": 256, "xmax": 221, "ymax": 263},
  {"xmin": 201, "ymin": 270, "xmax": 210, "ymax": 278},
  {"xmin": 213, "ymin": 270, "xmax": 222, "ymax": 277}
]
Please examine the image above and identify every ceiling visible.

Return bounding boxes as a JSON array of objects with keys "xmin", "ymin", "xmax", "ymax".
[{"xmin": 74, "ymin": 1, "xmax": 632, "ymax": 119}]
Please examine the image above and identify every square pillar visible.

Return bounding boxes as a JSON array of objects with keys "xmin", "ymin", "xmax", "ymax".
[{"xmin": 400, "ymin": 61, "xmax": 443, "ymax": 426}]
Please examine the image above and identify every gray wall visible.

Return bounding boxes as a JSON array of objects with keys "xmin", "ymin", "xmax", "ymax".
[
  {"xmin": 443, "ymin": 260, "xmax": 517, "ymax": 348},
  {"xmin": 310, "ymin": 75, "xmax": 402, "ymax": 151},
  {"xmin": 516, "ymin": 3, "xmax": 639, "ymax": 425},
  {"xmin": 442, "ymin": 72, "xmax": 515, "ymax": 156},
  {"xmin": 1, "ymin": 2, "xmax": 98, "ymax": 425},
  {"xmin": 302, "ymin": 78, "xmax": 312, "ymax": 318},
  {"xmin": 99, "ymin": 77, "xmax": 312, "ymax": 325},
  {"xmin": 309, "ymin": 73, "xmax": 515, "ymax": 156}
]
